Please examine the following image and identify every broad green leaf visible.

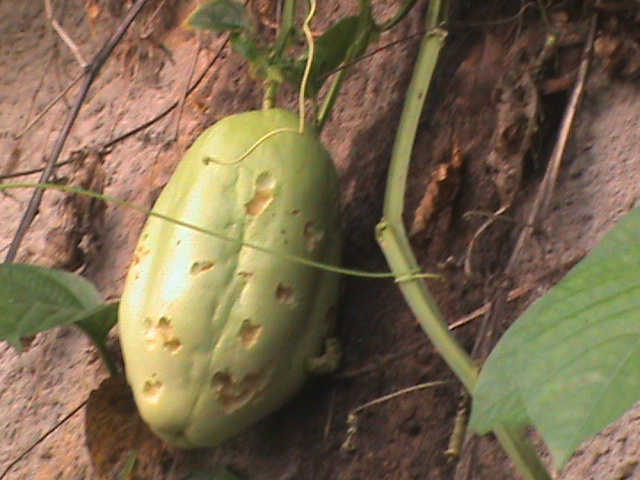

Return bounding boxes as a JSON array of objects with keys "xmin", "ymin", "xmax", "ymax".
[
  {"xmin": 0, "ymin": 263, "xmax": 104, "ymax": 349},
  {"xmin": 308, "ymin": 16, "xmax": 362, "ymax": 93},
  {"xmin": 467, "ymin": 316, "xmax": 533, "ymax": 433},
  {"xmin": 470, "ymin": 208, "xmax": 640, "ymax": 469},
  {"xmin": 186, "ymin": 0, "xmax": 253, "ymax": 33}
]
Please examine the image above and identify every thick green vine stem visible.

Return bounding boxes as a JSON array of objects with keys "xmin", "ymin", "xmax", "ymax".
[{"xmin": 374, "ymin": 1, "xmax": 552, "ymax": 479}]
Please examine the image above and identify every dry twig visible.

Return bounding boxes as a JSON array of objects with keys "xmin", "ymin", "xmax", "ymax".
[
  {"xmin": 5, "ymin": 0, "xmax": 152, "ymax": 263},
  {"xmin": 44, "ymin": 0, "xmax": 87, "ymax": 68},
  {"xmin": 507, "ymin": 14, "xmax": 597, "ymax": 270},
  {"xmin": 0, "ymin": 400, "xmax": 88, "ymax": 480}
]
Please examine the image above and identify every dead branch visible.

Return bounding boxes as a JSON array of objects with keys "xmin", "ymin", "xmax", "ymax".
[
  {"xmin": 44, "ymin": 0, "xmax": 87, "ymax": 68},
  {"xmin": 4, "ymin": 0, "xmax": 152, "ymax": 263},
  {"xmin": 507, "ymin": 14, "xmax": 597, "ymax": 271},
  {"xmin": 103, "ymin": 36, "xmax": 230, "ymax": 150}
]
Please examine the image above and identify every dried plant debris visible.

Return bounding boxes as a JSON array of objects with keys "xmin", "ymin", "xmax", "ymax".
[
  {"xmin": 486, "ymin": 56, "xmax": 540, "ymax": 210},
  {"xmin": 40, "ymin": 148, "xmax": 107, "ymax": 270},
  {"xmin": 594, "ymin": 16, "xmax": 640, "ymax": 79},
  {"xmin": 0, "ymin": 141, "xmax": 22, "ymax": 196},
  {"xmin": 85, "ymin": 376, "xmax": 168, "ymax": 480},
  {"xmin": 411, "ymin": 142, "xmax": 464, "ymax": 237},
  {"xmin": 82, "ymin": 0, "xmax": 179, "ymax": 82}
]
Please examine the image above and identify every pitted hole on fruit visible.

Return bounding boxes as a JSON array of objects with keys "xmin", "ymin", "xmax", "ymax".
[
  {"xmin": 142, "ymin": 376, "xmax": 164, "ymax": 403},
  {"xmin": 190, "ymin": 261, "xmax": 215, "ymax": 275},
  {"xmin": 245, "ymin": 172, "xmax": 276, "ymax": 217},
  {"xmin": 164, "ymin": 337, "xmax": 183, "ymax": 354},
  {"xmin": 210, "ymin": 370, "xmax": 267, "ymax": 413},
  {"xmin": 276, "ymin": 283, "xmax": 295, "ymax": 305},
  {"xmin": 144, "ymin": 317, "xmax": 183, "ymax": 353},
  {"xmin": 291, "ymin": 208, "xmax": 301, "ymax": 216},
  {"xmin": 132, "ymin": 244, "xmax": 151, "ymax": 268},
  {"xmin": 238, "ymin": 319, "xmax": 262, "ymax": 347},
  {"xmin": 238, "ymin": 271, "xmax": 254, "ymax": 280},
  {"xmin": 143, "ymin": 317, "xmax": 157, "ymax": 348},
  {"xmin": 304, "ymin": 221, "xmax": 324, "ymax": 251},
  {"xmin": 157, "ymin": 317, "xmax": 183, "ymax": 354}
]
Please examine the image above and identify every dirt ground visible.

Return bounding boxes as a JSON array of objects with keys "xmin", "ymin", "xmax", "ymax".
[{"xmin": 1, "ymin": 1, "xmax": 640, "ymax": 479}]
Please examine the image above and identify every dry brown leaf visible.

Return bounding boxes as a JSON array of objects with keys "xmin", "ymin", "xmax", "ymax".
[
  {"xmin": 85, "ymin": 375, "xmax": 169, "ymax": 480},
  {"xmin": 411, "ymin": 142, "xmax": 464, "ymax": 236}
]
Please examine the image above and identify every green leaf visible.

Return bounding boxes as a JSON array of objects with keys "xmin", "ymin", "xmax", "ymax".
[
  {"xmin": 310, "ymin": 16, "xmax": 362, "ymax": 90},
  {"xmin": 186, "ymin": 0, "xmax": 253, "ymax": 33},
  {"xmin": 467, "ymin": 317, "xmax": 533, "ymax": 433},
  {"xmin": 0, "ymin": 263, "xmax": 104, "ymax": 349},
  {"xmin": 230, "ymin": 32, "xmax": 284, "ymax": 83},
  {"xmin": 470, "ymin": 208, "xmax": 640, "ymax": 469},
  {"xmin": 285, "ymin": 16, "xmax": 364, "ymax": 96}
]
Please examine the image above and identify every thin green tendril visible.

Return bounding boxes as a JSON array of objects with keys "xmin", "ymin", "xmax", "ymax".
[
  {"xmin": 298, "ymin": 0, "xmax": 317, "ymax": 134},
  {"xmin": 203, "ymin": 127, "xmax": 298, "ymax": 166},
  {"xmin": 0, "ymin": 182, "xmax": 439, "ymax": 281}
]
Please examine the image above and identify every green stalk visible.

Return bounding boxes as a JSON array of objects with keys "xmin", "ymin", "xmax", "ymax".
[
  {"xmin": 376, "ymin": 219, "xmax": 477, "ymax": 390},
  {"xmin": 93, "ymin": 339, "xmax": 119, "ymax": 377},
  {"xmin": 272, "ymin": 0, "xmax": 296, "ymax": 58},
  {"xmin": 375, "ymin": 2, "xmax": 552, "ymax": 479},
  {"xmin": 263, "ymin": 0, "xmax": 296, "ymax": 108},
  {"xmin": 262, "ymin": 80, "xmax": 278, "ymax": 109}
]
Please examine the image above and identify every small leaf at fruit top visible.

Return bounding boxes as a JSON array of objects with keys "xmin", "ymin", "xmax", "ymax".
[
  {"xmin": 311, "ymin": 16, "xmax": 364, "ymax": 85},
  {"xmin": 470, "ymin": 207, "xmax": 640, "ymax": 470},
  {"xmin": 186, "ymin": 0, "xmax": 253, "ymax": 33},
  {"xmin": 0, "ymin": 263, "xmax": 104, "ymax": 350},
  {"xmin": 230, "ymin": 32, "xmax": 283, "ymax": 83}
]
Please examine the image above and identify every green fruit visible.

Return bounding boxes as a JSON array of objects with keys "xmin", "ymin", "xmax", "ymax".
[{"xmin": 118, "ymin": 109, "xmax": 341, "ymax": 448}]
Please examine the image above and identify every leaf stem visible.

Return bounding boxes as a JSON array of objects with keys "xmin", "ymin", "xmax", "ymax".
[
  {"xmin": 273, "ymin": 0, "xmax": 296, "ymax": 58},
  {"xmin": 262, "ymin": 80, "xmax": 278, "ymax": 109},
  {"xmin": 91, "ymin": 336, "xmax": 119, "ymax": 376}
]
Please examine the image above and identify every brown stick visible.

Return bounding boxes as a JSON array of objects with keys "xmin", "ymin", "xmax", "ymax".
[
  {"xmin": 44, "ymin": 0, "xmax": 87, "ymax": 68},
  {"xmin": 3, "ymin": 37, "xmax": 229, "ymax": 182},
  {"xmin": 103, "ymin": 36, "xmax": 230, "ymax": 150},
  {"xmin": 506, "ymin": 14, "xmax": 597, "ymax": 272},
  {"xmin": 4, "ymin": 0, "xmax": 152, "ymax": 263},
  {"xmin": 0, "ymin": 400, "xmax": 88, "ymax": 480}
]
